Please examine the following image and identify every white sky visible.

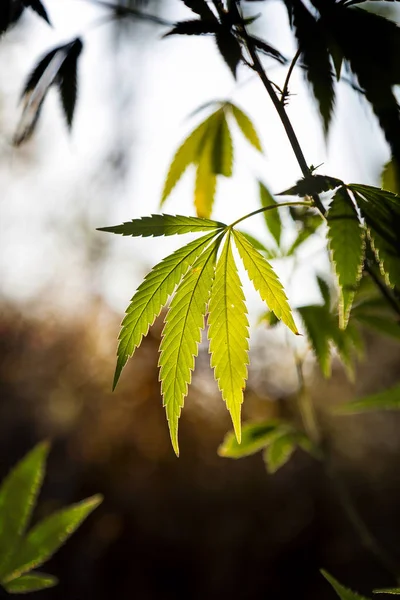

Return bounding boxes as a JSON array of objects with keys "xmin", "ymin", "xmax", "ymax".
[{"xmin": 0, "ymin": 0, "xmax": 391, "ymax": 329}]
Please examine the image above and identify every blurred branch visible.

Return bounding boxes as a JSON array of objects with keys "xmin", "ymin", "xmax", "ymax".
[{"xmin": 77, "ymin": 0, "xmax": 174, "ymax": 26}]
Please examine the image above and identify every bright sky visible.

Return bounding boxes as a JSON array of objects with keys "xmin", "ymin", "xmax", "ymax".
[{"xmin": 0, "ymin": 0, "xmax": 391, "ymax": 329}]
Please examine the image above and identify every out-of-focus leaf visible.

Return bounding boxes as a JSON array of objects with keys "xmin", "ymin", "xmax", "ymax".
[
  {"xmin": 5, "ymin": 572, "xmax": 57, "ymax": 594},
  {"xmin": 182, "ymin": 0, "xmax": 216, "ymax": 20},
  {"xmin": 354, "ymin": 314, "xmax": 400, "ymax": 341},
  {"xmin": 381, "ymin": 158, "xmax": 400, "ymax": 195},
  {"xmin": 209, "ymin": 233, "xmax": 249, "ymax": 442},
  {"xmin": 263, "ymin": 432, "xmax": 296, "ymax": 473},
  {"xmin": 317, "ymin": 275, "xmax": 331, "ymax": 308},
  {"xmin": 229, "ymin": 103, "xmax": 263, "ymax": 151},
  {"xmin": 298, "ymin": 305, "xmax": 332, "ymax": 377},
  {"xmin": 4, "ymin": 496, "xmax": 102, "ymax": 582},
  {"xmin": 212, "ymin": 111, "xmax": 233, "ymax": 176},
  {"xmin": 374, "ymin": 588, "xmax": 400, "ymax": 595},
  {"xmin": 335, "ymin": 384, "xmax": 400, "ymax": 414},
  {"xmin": 57, "ymin": 38, "xmax": 83, "ymax": 127},
  {"xmin": 259, "ymin": 182, "xmax": 282, "ymax": 246},
  {"xmin": 321, "ymin": 570, "xmax": 370, "ymax": 600},
  {"xmin": 22, "ymin": 0, "xmax": 51, "ymax": 24},
  {"xmin": 246, "ymin": 35, "xmax": 287, "ymax": 64},
  {"xmin": 164, "ymin": 19, "xmax": 218, "ymax": 36}
]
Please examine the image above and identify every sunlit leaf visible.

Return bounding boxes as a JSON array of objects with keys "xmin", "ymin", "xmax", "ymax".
[
  {"xmin": 98, "ymin": 214, "xmax": 225, "ymax": 237},
  {"xmin": 159, "ymin": 235, "xmax": 222, "ymax": 455},
  {"xmin": 194, "ymin": 133, "xmax": 217, "ymax": 218},
  {"xmin": 218, "ymin": 420, "xmax": 282, "ymax": 458},
  {"xmin": 0, "ymin": 443, "xmax": 49, "ymax": 579},
  {"xmin": 4, "ymin": 496, "xmax": 102, "ymax": 582},
  {"xmin": 327, "ymin": 187, "xmax": 365, "ymax": 328},
  {"xmin": 259, "ymin": 182, "xmax": 281, "ymax": 246},
  {"xmin": 321, "ymin": 570, "xmax": 371, "ymax": 600},
  {"xmin": 238, "ymin": 232, "xmax": 277, "ymax": 259},
  {"xmin": 212, "ymin": 111, "xmax": 233, "ymax": 177},
  {"xmin": 113, "ymin": 231, "xmax": 220, "ymax": 388},
  {"xmin": 208, "ymin": 233, "xmax": 249, "ymax": 442},
  {"xmin": 233, "ymin": 230, "xmax": 298, "ymax": 334},
  {"xmin": 263, "ymin": 431, "xmax": 296, "ymax": 474},
  {"xmin": 229, "ymin": 103, "xmax": 263, "ymax": 152},
  {"xmin": 5, "ymin": 572, "xmax": 57, "ymax": 594}
]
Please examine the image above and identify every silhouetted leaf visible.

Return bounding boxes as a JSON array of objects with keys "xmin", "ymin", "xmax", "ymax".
[
  {"xmin": 246, "ymin": 35, "xmax": 287, "ymax": 64},
  {"xmin": 279, "ymin": 174, "xmax": 343, "ymax": 197},
  {"xmin": 290, "ymin": 0, "xmax": 335, "ymax": 132},
  {"xmin": 182, "ymin": 0, "xmax": 216, "ymax": 20},
  {"xmin": 215, "ymin": 28, "xmax": 242, "ymax": 78},
  {"xmin": 164, "ymin": 19, "xmax": 218, "ymax": 36},
  {"xmin": 57, "ymin": 38, "xmax": 83, "ymax": 127},
  {"xmin": 22, "ymin": 0, "xmax": 51, "ymax": 24}
]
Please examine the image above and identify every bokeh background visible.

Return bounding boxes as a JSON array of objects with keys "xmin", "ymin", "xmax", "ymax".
[{"xmin": 1, "ymin": 1, "xmax": 400, "ymax": 598}]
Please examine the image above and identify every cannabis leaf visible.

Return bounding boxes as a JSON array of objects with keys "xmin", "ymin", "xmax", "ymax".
[
  {"xmin": 229, "ymin": 103, "xmax": 263, "ymax": 151},
  {"xmin": 335, "ymin": 384, "xmax": 400, "ymax": 414},
  {"xmin": 321, "ymin": 570, "xmax": 371, "ymax": 600},
  {"xmin": 279, "ymin": 174, "xmax": 343, "ymax": 197},
  {"xmin": 259, "ymin": 182, "xmax": 281, "ymax": 246},
  {"xmin": 350, "ymin": 184, "xmax": 400, "ymax": 288},
  {"xmin": 194, "ymin": 131, "xmax": 218, "ymax": 217},
  {"xmin": 0, "ymin": 443, "xmax": 101, "ymax": 594},
  {"xmin": 98, "ymin": 214, "xmax": 225, "ymax": 237},
  {"xmin": 263, "ymin": 431, "xmax": 297, "ymax": 473},
  {"xmin": 22, "ymin": 0, "xmax": 51, "ymax": 25},
  {"xmin": 374, "ymin": 589, "xmax": 400, "ymax": 595},
  {"xmin": 14, "ymin": 38, "xmax": 83, "ymax": 145},
  {"xmin": 181, "ymin": 0, "xmax": 217, "ymax": 20},
  {"xmin": 159, "ymin": 235, "xmax": 223, "ymax": 455},
  {"xmin": 215, "ymin": 28, "xmax": 242, "ymax": 78},
  {"xmin": 218, "ymin": 420, "xmax": 283, "ymax": 458},
  {"xmin": 381, "ymin": 158, "xmax": 400, "ymax": 195},
  {"xmin": 208, "ymin": 232, "xmax": 249, "ymax": 441},
  {"xmin": 233, "ymin": 230, "xmax": 298, "ymax": 334},
  {"xmin": 327, "ymin": 187, "xmax": 365, "ymax": 328},
  {"xmin": 112, "ymin": 230, "xmax": 222, "ymax": 388}
]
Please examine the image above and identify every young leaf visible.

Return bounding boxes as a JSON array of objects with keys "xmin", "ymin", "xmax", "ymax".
[
  {"xmin": 194, "ymin": 133, "xmax": 217, "ymax": 218},
  {"xmin": 321, "ymin": 570, "xmax": 371, "ymax": 600},
  {"xmin": 218, "ymin": 420, "xmax": 282, "ymax": 458},
  {"xmin": 335, "ymin": 384, "xmax": 400, "ymax": 414},
  {"xmin": 215, "ymin": 28, "xmax": 242, "ymax": 78},
  {"xmin": 263, "ymin": 432, "xmax": 296, "ymax": 474},
  {"xmin": 233, "ymin": 230, "xmax": 298, "ymax": 334},
  {"xmin": 5, "ymin": 572, "xmax": 57, "ymax": 594},
  {"xmin": 113, "ymin": 231, "xmax": 220, "ymax": 388},
  {"xmin": 327, "ymin": 187, "xmax": 365, "ymax": 328},
  {"xmin": 160, "ymin": 114, "xmax": 215, "ymax": 205},
  {"xmin": 0, "ymin": 443, "xmax": 49, "ymax": 579},
  {"xmin": 212, "ymin": 111, "xmax": 233, "ymax": 176},
  {"xmin": 259, "ymin": 182, "xmax": 282, "ymax": 246},
  {"xmin": 291, "ymin": 0, "xmax": 335, "ymax": 133},
  {"xmin": 98, "ymin": 214, "xmax": 225, "ymax": 237},
  {"xmin": 164, "ymin": 19, "xmax": 218, "ymax": 36},
  {"xmin": 159, "ymin": 235, "xmax": 222, "ymax": 455},
  {"xmin": 4, "ymin": 495, "xmax": 102, "ymax": 582},
  {"xmin": 229, "ymin": 103, "xmax": 263, "ymax": 152},
  {"xmin": 208, "ymin": 233, "xmax": 249, "ymax": 442}
]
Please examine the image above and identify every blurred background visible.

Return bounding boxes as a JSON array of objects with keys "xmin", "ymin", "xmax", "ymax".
[{"xmin": 1, "ymin": 0, "xmax": 400, "ymax": 598}]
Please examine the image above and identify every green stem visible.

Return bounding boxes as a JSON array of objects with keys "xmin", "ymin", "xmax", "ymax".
[{"xmin": 229, "ymin": 201, "xmax": 312, "ymax": 229}]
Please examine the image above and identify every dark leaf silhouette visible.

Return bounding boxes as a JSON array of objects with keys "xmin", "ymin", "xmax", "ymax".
[
  {"xmin": 279, "ymin": 174, "xmax": 343, "ymax": 197},
  {"xmin": 14, "ymin": 38, "xmax": 83, "ymax": 145},
  {"xmin": 0, "ymin": 1, "xmax": 24, "ymax": 35},
  {"xmin": 290, "ymin": 0, "xmax": 335, "ymax": 133},
  {"xmin": 22, "ymin": 0, "xmax": 51, "ymax": 25},
  {"xmin": 245, "ymin": 35, "xmax": 287, "ymax": 64},
  {"xmin": 215, "ymin": 28, "xmax": 242, "ymax": 78},
  {"xmin": 165, "ymin": 19, "xmax": 218, "ymax": 36},
  {"xmin": 181, "ymin": 0, "xmax": 216, "ymax": 20}
]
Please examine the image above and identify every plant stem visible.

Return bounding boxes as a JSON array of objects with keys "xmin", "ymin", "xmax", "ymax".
[{"xmin": 229, "ymin": 200, "xmax": 312, "ymax": 228}]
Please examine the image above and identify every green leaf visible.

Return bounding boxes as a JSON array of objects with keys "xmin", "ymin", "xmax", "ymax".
[
  {"xmin": 238, "ymin": 232, "xmax": 277, "ymax": 259},
  {"xmin": 263, "ymin": 432, "xmax": 296, "ymax": 474},
  {"xmin": 381, "ymin": 158, "xmax": 400, "ymax": 195},
  {"xmin": 159, "ymin": 235, "xmax": 222, "ymax": 455},
  {"xmin": 259, "ymin": 182, "xmax": 282, "ymax": 246},
  {"xmin": 351, "ymin": 185, "xmax": 400, "ymax": 288},
  {"xmin": 335, "ymin": 384, "xmax": 400, "ymax": 414},
  {"xmin": 0, "ymin": 442, "xmax": 49, "ymax": 579},
  {"xmin": 354, "ymin": 314, "xmax": 400, "ymax": 342},
  {"xmin": 160, "ymin": 114, "xmax": 214, "ymax": 205},
  {"xmin": 233, "ymin": 230, "xmax": 298, "ymax": 334},
  {"xmin": 374, "ymin": 589, "xmax": 400, "ymax": 595},
  {"xmin": 4, "ymin": 495, "xmax": 102, "ymax": 582},
  {"xmin": 5, "ymin": 572, "xmax": 57, "ymax": 594},
  {"xmin": 321, "ymin": 570, "xmax": 371, "ymax": 600},
  {"xmin": 98, "ymin": 214, "xmax": 225, "ymax": 237},
  {"xmin": 194, "ymin": 132, "xmax": 217, "ymax": 218},
  {"xmin": 218, "ymin": 420, "xmax": 282, "ymax": 458},
  {"xmin": 229, "ymin": 103, "xmax": 263, "ymax": 152},
  {"xmin": 113, "ymin": 231, "xmax": 220, "ymax": 389},
  {"xmin": 212, "ymin": 111, "xmax": 233, "ymax": 177},
  {"xmin": 208, "ymin": 233, "xmax": 249, "ymax": 442},
  {"xmin": 298, "ymin": 305, "xmax": 332, "ymax": 377},
  {"xmin": 317, "ymin": 275, "xmax": 331, "ymax": 308},
  {"xmin": 327, "ymin": 187, "xmax": 365, "ymax": 328}
]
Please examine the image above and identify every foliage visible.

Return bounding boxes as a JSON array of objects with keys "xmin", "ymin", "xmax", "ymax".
[{"xmin": 0, "ymin": 443, "xmax": 102, "ymax": 594}]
